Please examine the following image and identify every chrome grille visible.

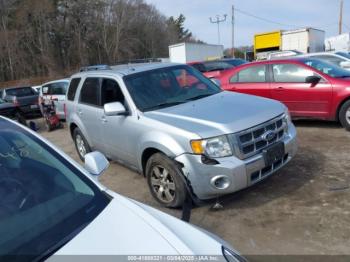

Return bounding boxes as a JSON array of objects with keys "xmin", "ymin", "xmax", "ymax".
[{"xmin": 230, "ymin": 114, "xmax": 287, "ymax": 160}]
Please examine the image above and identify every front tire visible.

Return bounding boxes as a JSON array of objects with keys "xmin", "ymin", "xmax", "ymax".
[
  {"xmin": 73, "ymin": 128, "xmax": 91, "ymax": 161},
  {"xmin": 339, "ymin": 100, "xmax": 350, "ymax": 131},
  {"xmin": 146, "ymin": 153, "xmax": 187, "ymax": 208}
]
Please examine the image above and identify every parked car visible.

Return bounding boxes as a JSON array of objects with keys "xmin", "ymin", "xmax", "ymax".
[
  {"xmin": 218, "ymin": 58, "xmax": 350, "ymax": 130},
  {"xmin": 0, "ymin": 86, "xmax": 41, "ymax": 116},
  {"xmin": 0, "ymin": 97, "xmax": 26, "ymax": 125},
  {"xmin": 266, "ymin": 50, "xmax": 303, "ymax": 60},
  {"xmin": 189, "ymin": 59, "xmax": 247, "ymax": 78},
  {"xmin": 297, "ymin": 52, "xmax": 350, "ymax": 70},
  {"xmin": 0, "ymin": 116, "xmax": 245, "ymax": 261},
  {"xmin": 39, "ymin": 79, "xmax": 70, "ymax": 120},
  {"xmin": 32, "ymin": 85, "xmax": 41, "ymax": 93},
  {"xmin": 66, "ymin": 63, "xmax": 297, "ymax": 207}
]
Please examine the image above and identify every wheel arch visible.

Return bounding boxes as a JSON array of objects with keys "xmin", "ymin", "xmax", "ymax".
[{"xmin": 336, "ymin": 96, "xmax": 350, "ymax": 121}]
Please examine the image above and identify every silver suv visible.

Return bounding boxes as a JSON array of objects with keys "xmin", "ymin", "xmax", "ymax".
[{"xmin": 66, "ymin": 63, "xmax": 298, "ymax": 207}]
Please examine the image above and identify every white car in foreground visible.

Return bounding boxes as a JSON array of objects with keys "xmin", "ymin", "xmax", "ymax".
[{"xmin": 0, "ymin": 117, "xmax": 245, "ymax": 262}]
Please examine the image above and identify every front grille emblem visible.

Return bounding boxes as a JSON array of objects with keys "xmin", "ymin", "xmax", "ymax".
[{"xmin": 261, "ymin": 130, "xmax": 277, "ymax": 142}]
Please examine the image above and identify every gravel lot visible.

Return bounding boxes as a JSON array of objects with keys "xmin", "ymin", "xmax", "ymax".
[{"xmin": 38, "ymin": 119, "xmax": 350, "ymax": 257}]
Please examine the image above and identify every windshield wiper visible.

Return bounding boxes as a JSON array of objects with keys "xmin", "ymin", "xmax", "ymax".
[
  {"xmin": 144, "ymin": 101, "xmax": 186, "ymax": 111},
  {"xmin": 34, "ymin": 222, "xmax": 90, "ymax": 262},
  {"xmin": 186, "ymin": 93, "xmax": 214, "ymax": 101}
]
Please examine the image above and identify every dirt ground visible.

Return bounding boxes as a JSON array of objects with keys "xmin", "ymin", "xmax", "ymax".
[{"xmin": 38, "ymin": 119, "xmax": 350, "ymax": 257}]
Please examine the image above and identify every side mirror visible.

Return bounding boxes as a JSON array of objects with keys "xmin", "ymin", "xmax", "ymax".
[
  {"xmin": 104, "ymin": 102, "xmax": 127, "ymax": 116},
  {"xmin": 305, "ymin": 75, "xmax": 321, "ymax": 86},
  {"xmin": 340, "ymin": 61, "xmax": 350, "ymax": 69},
  {"xmin": 84, "ymin": 151, "xmax": 109, "ymax": 177}
]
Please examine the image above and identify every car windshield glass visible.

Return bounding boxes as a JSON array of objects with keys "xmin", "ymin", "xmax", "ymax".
[
  {"xmin": 203, "ymin": 61, "xmax": 233, "ymax": 72},
  {"xmin": 43, "ymin": 82, "xmax": 69, "ymax": 95},
  {"xmin": 336, "ymin": 52, "xmax": 350, "ymax": 59},
  {"xmin": 123, "ymin": 65, "xmax": 222, "ymax": 112},
  {"xmin": 0, "ymin": 120, "xmax": 110, "ymax": 258},
  {"xmin": 6, "ymin": 87, "xmax": 35, "ymax": 97},
  {"xmin": 224, "ymin": 59, "xmax": 247, "ymax": 67},
  {"xmin": 301, "ymin": 59, "xmax": 350, "ymax": 78}
]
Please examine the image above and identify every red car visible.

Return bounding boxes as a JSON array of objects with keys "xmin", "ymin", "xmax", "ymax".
[
  {"xmin": 218, "ymin": 58, "xmax": 350, "ymax": 131},
  {"xmin": 189, "ymin": 59, "xmax": 247, "ymax": 79}
]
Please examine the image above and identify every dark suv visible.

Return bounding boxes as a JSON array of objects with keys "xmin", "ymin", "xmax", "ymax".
[{"xmin": 1, "ymin": 86, "xmax": 41, "ymax": 116}]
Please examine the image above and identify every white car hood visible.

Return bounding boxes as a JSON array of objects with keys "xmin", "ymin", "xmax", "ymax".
[{"xmin": 54, "ymin": 192, "xmax": 224, "ymax": 256}]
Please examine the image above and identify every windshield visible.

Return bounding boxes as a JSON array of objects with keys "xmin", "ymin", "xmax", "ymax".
[
  {"xmin": 223, "ymin": 59, "xmax": 247, "ymax": 67},
  {"xmin": 43, "ymin": 82, "xmax": 69, "ymax": 96},
  {"xmin": 123, "ymin": 65, "xmax": 222, "ymax": 112},
  {"xmin": 6, "ymin": 87, "xmax": 35, "ymax": 97},
  {"xmin": 301, "ymin": 59, "xmax": 350, "ymax": 78},
  {"xmin": 203, "ymin": 61, "xmax": 233, "ymax": 72},
  {"xmin": 0, "ymin": 120, "xmax": 109, "ymax": 258},
  {"xmin": 336, "ymin": 52, "xmax": 350, "ymax": 59}
]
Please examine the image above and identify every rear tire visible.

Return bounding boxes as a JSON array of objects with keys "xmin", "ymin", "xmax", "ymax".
[
  {"xmin": 146, "ymin": 153, "xmax": 187, "ymax": 208},
  {"xmin": 339, "ymin": 100, "xmax": 350, "ymax": 131},
  {"xmin": 73, "ymin": 128, "xmax": 91, "ymax": 161}
]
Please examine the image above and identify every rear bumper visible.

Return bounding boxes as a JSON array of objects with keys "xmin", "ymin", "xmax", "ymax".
[
  {"xmin": 175, "ymin": 122, "xmax": 298, "ymax": 200},
  {"xmin": 20, "ymin": 105, "xmax": 42, "ymax": 116}
]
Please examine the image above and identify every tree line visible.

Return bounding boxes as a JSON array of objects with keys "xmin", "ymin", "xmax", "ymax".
[{"xmin": 0, "ymin": 0, "xmax": 198, "ymax": 82}]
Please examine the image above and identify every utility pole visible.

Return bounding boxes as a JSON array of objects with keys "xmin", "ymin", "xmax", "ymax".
[
  {"xmin": 231, "ymin": 5, "xmax": 235, "ymax": 57},
  {"xmin": 339, "ymin": 0, "xmax": 343, "ymax": 35},
  {"xmin": 210, "ymin": 14, "xmax": 227, "ymax": 44}
]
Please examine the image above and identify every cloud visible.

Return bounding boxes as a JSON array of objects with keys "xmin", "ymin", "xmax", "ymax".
[{"xmin": 144, "ymin": 0, "xmax": 350, "ymax": 48}]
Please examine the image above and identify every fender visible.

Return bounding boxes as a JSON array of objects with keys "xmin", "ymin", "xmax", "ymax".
[
  {"xmin": 137, "ymin": 130, "xmax": 190, "ymax": 171},
  {"xmin": 69, "ymin": 113, "xmax": 95, "ymax": 149}
]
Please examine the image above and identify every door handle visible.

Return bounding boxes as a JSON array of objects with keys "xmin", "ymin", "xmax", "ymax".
[
  {"xmin": 101, "ymin": 116, "xmax": 108, "ymax": 123},
  {"xmin": 275, "ymin": 87, "xmax": 284, "ymax": 91},
  {"xmin": 77, "ymin": 109, "xmax": 83, "ymax": 116}
]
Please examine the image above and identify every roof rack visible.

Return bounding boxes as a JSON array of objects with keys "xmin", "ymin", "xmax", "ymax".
[{"xmin": 79, "ymin": 65, "xmax": 111, "ymax": 72}]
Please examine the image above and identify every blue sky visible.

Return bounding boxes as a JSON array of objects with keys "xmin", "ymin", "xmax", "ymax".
[{"xmin": 144, "ymin": 0, "xmax": 350, "ymax": 48}]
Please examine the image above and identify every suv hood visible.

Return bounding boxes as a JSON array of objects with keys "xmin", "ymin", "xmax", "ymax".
[
  {"xmin": 54, "ymin": 192, "xmax": 223, "ymax": 256},
  {"xmin": 145, "ymin": 91, "xmax": 286, "ymax": 138}
]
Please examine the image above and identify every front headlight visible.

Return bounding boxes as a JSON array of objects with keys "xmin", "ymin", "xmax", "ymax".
[
  {"xmin": 222, "ymin": 246, "xmax": 247, "ymax": 262},
  {"xmin": 283, "ymin": 109, "xmax": 291, "ymax": 133},
  {"xmin": 190, "ymin": 135, "xmax": 232, "ymax": 158},
  {"xmin": 284, "ymin": 109, "xmax": 291, "ymax": 123}
]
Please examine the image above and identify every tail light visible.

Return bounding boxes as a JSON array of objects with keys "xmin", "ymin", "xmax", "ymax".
[{"xmin": 64, "ymin": 103, "xmax": 67, "ymax": 119}]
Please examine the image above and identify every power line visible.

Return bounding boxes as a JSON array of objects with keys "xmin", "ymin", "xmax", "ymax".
[
  {"xmin": 234, "ymin": 8, "xmax": 342, "ymax": 30},
  {"xmin": 234, "ymin": 8, "xmax": 302, "ymax": 28}
]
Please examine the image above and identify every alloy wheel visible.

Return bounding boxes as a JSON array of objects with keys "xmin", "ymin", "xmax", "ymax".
[
  {"xmin": 346, "ymin": 108, "xmax": 350, "ymax": 125},
  {"xmin": 75, "ymin": 134, "xmax": 86, "ymax": 158},
  {"xmin": 150, "ymin": 165, "xmax": 176, "ymax": 203}
]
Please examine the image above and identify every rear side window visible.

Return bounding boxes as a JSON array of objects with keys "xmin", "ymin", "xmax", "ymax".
[
  {"xmin": 230, "ymin": 65, "xmax": 267, "ymax": 83},
  {"xmin": 79, "ymin": 78, "xmax": 100, "ymax": 106},
  {"xmin": 67, "ymin": 78, "xmax": 81, "ymax": 101}
]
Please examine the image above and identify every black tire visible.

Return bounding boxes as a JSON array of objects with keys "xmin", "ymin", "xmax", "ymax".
[
  {"xmin": 339, "ymin": 100, "xmax": 350, "ymax": 131},
  {"xmin": 73, "ymin": 128, "xmax": 91, "ymax": 161},
  {"xmin": 146, "ymin": 153, "xmax": 187, "ymax": 208}
]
